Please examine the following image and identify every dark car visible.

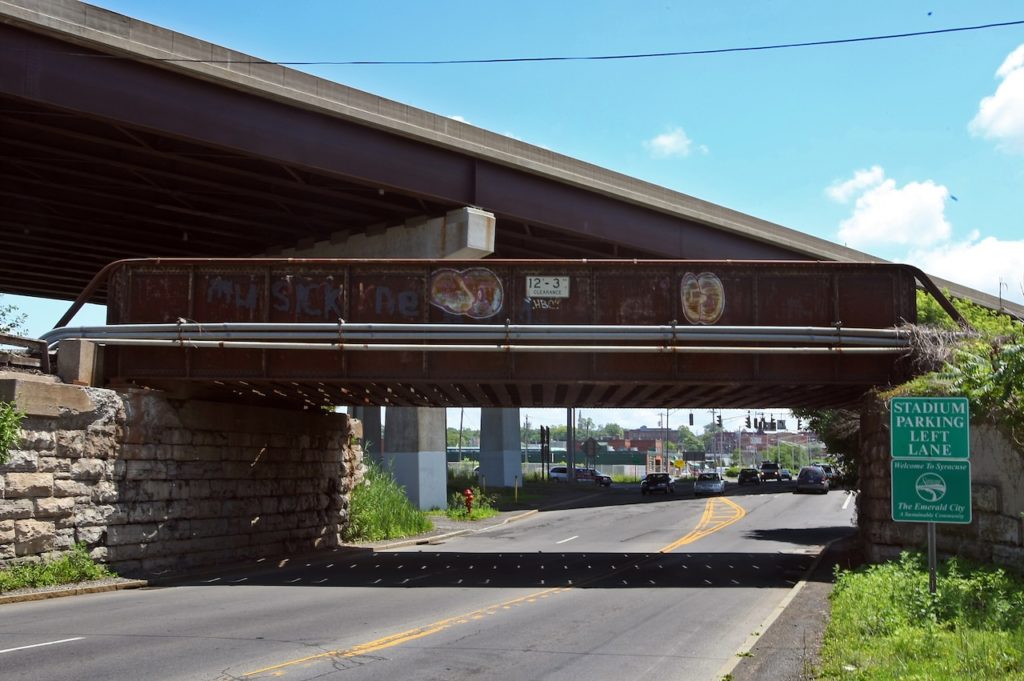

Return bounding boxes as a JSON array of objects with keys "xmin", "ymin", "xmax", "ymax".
[
  {"xmin": 795, "ymin": 465, "xmax": 829, "ymax": 494},
  {"xmin": 641, "ymin": 472, "xmax": 675, "ymax": 495},
  {"xmin": 779, "ymin": 468, "xmax": 793, "ymax": 481},
  {"xmin": 759, "ymin": 461, "xmax": 781, "ymax": 482},
  {"xmin": 737, "ymin": 468, "xmax": 761, "ymax": 485},
  {"xmin": 580, "ymin": 468, "xmax": 612, "ymax": 487}
]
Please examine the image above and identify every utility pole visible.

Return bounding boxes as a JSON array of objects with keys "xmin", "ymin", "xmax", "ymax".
[
  {"xmin": 523, "ymin": 414, "xmax": 530, "ymax": 464},
  {"xmin": 458, "ymin": 407, "xmax": 464, "ymax": 462}
]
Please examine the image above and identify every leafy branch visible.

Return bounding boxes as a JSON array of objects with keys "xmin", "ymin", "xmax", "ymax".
[{"xmin": 0, "ymin": 400, "xmax": 25, "ymax": 465}]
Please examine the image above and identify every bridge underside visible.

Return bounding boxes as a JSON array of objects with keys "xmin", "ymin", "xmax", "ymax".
[{"xmin": 0, "ymin": 20, "xmax": 806, "ymax": 303}]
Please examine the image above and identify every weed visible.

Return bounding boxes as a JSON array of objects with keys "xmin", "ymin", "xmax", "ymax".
[
  {"xmin": 0, "ymin": 543, "xmax": 113, "ymax": 593},
  {"xmin": 820, "ymin": 552, "xmax": 1024, "ymax": 679},
  {"xmin": 0, "ymin": 400, "xmax": 24, "ymax": 465},
  {"xmin": 342, "ymin": 463, "xmax": 433, "ymax": 542}
]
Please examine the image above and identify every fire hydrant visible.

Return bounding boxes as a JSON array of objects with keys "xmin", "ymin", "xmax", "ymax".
[{"xmin": 463, "ymin": 488, "xmax": 474, "ymax": 515}]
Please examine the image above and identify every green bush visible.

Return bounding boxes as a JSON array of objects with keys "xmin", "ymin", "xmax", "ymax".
[
  {"xmin": 820, "ymin": 552, "xmax": 1024, "ymax": 679},
  {"xmin": 0, "ymin": 400, "xmax": 24, "ymax": 466},
  {"xmin": 0, "ymin": 543, "xmax": 113, "ymax": 593},
  {"xmin": 342, "ymin": 463, "xmax": 433, "ymax": 542}
]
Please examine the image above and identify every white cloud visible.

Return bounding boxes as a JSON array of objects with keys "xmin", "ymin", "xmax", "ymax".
[
  {"xmin": 448, "ymin": 114, "xmax": 469, "ymax": 123},
  {"xmin": 826, "ymin": 165, "xmax": 884, "ymax": 203},
  {"xmin": 910, "ymin": 236, "xmax": 1024, "ymax": 305},
  {"xmin": 969, "ymin": 44, "xmax": 1024, "ymax": 153},
  {"xmin": 644, "ymin": 127, "xmax": 702, "ymax": 158},
  {"xmin": 833, "ymin": 170, "xmax": 951, "ymax": 249}
]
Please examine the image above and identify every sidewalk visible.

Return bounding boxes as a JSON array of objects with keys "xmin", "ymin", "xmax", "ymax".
[{"xmin": 723, "ymin": 534, "xmax": 862, "ymax": 681}]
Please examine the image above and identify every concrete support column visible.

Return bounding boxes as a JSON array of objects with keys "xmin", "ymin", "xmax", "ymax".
[
  {"xmin": 479, "ymin": 408, "xmax": 522, "ymax": 488},
  {"xmin": 56, "ymin": 339, "xmax": 100, "ymax": 386},
  {"xmin": 349, "ymin": 406, "xmax": 382, "ymax": 465},
  {"xmin": 383, "ymin": 407, "xmax": 447, "ymax": 510}
]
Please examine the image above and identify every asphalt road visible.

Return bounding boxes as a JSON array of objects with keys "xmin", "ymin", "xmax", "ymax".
[{"xmin": 0, "ymin": 481, "xmax": 855, "ymax": 681}]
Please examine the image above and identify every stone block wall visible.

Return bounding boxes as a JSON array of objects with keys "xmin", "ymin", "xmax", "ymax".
[
  {"xmin": 859, "ymin": 398, "xmax": 1024, "ymax": 571},
  {"xmin": 1, "ymin": 376, "xmax": 361, "ymax": 576}
]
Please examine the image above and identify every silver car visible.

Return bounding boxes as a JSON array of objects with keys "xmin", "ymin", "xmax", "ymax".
[{"xmin": 693, "ymin": 471, "xmax": 726, "ymax": 496}]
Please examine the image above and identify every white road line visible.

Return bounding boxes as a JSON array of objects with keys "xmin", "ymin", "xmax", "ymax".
[
  {"xmin": 842, "ymin": 492, "xmax": 854, "ymax": 510},
  {"xmin": 0, "ymin": 637, "xmax": 85, "ymax": 655},
  {"xmin": 555, "ymin": 535, "xmax": 578, "ymax": 545}
]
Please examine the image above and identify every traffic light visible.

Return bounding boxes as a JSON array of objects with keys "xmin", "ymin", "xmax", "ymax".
[
  {"xmin": 688, "ymin": 413, "xmax": 694, "ymax": 426},
  {"xmin": 716, "ymin": 414, "xmax": 723, "ymax": 427},
  {"xmin": 797, "ymin": 418, "xmax": 803, "ymax": 430},
  {"xmin": 745, "ymin": 413, "xmax": 751, "ymax": 428}
]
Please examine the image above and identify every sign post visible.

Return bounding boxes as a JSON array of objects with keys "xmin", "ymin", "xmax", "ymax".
[{"xmin": 890, "ymin": 396, "xmax": 971, "ymax": 594}]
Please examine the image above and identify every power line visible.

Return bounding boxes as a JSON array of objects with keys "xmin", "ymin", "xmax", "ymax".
[{"xmin": 104, "ymin": 18, "xmax": 1024, "ymax": 66}]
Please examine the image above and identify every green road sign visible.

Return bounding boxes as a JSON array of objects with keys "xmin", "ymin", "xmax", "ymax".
[
  {"xmin": 891, "ymin": 459, "xmax": 971, "ymax": 524},
  {"xmin": 890, "ymin": 397, "xmax": 970, "ymax": 458}
]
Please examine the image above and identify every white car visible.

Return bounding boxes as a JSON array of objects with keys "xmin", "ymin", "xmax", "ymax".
[
  {"xmin": 693, "ymin": 471, "xmax": 726, "ymax": 496},
  {"xmin": 549, "ymin": 466, "xmax": 569, "ymax": 482}
]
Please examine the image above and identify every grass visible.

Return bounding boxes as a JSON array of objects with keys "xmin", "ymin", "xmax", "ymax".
[
  {"xmin": 0, "ymin": 543, "xmax": 114, "ymax": 593},
  {"xmin": 445, "ymin": 470, "xmax": 512, "ymax": 518},
  {"xmin": 819, "ymin": 552, "xmax": 1024, "ymax": 680},
  {"xmin": 343, "ymin": 463, "xmax": 434, "ymax": 542}
]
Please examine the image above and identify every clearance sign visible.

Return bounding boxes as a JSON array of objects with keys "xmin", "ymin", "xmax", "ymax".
[{"xmin": 890, "ymin": 397, "xmax": 971, "ymax": 524}]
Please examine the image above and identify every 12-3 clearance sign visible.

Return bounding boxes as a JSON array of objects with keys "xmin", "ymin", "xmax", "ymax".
[{"xmin": 890, "ymin": 397, "xmax": 971, "ymax": 524}]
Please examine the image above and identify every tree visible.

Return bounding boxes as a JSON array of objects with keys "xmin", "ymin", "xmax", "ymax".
[
  {"xmin": 577, "ymin": 416, "xmax": 596, "ymax": 439},
  {"xmin": 599, "ymin": 422, "xmax": 624, "ymax": 439},
  {"xmin": 700, "ymin": 422, "xmax": 723, "ymax": 452},
  {"xmin": 446, "ymin": 426, "xmax": 479, "ymax": 448},
  {"xmin": 0, "ymin": 294, "xmax": 27, "ymax": 336},
  {"xmin": 676, "ymin": 425, "xmax": 704, "ymax": 452}
]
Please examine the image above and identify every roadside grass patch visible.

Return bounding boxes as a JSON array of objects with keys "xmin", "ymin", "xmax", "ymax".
[
  {"xmin": 447, "ymin": 469, "xmax": 544, "ymax": 511},
  {"xmin": 819, "ymin": 552, "xmax": 1024, "ymax": 680},
  {"xmin": 0, "ymin": 543, "xmax": 113, "ymax": 593},
  {"xmin": 343, "ymin": 463, "xmax": 433, "ymax": 542},
  {"xmin": 441, "ymin": 486, "xmax": 500, "ymax": 520}
]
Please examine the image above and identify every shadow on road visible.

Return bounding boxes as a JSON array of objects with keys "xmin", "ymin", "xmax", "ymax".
[
  {"xmin": 164, "ymin": 542, "xmax": 850, "ymax": 591},
  {"xmin": 743, "ymin": 525, "xmax": 855, "ymax": 547}
]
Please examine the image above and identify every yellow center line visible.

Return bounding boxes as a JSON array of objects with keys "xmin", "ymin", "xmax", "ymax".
[
  {"xmin": 243, "ymin": 496, "xmax": 746, "ymax": 677},
  {"xmin": 243, "ymin": 587, "xmax": 569, "ymax": 677},
  {"xmin": 658, "ymin": 497, "xmax": 746, "ymax": 553}
]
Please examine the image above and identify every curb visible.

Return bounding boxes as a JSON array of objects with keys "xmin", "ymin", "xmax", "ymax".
[
  {"xmin": 369, "ymin": 508, "xmax": 541, "ymax": 550},
  {"xmin": 0, "ymin": 579, "xmax": 149, "ymax": 606},
  {"xmin": 713, "ymin": 535, "xmax": 845, "ymax": 681}
]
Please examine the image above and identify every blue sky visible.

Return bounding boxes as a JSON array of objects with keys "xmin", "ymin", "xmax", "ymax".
[{"xmin": 7, "ymin": 1, "xmax": 1024, "ymax": 430}]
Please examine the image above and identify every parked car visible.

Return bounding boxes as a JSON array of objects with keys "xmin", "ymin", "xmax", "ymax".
[
  {"xmin": 795, "ymin": 465, "xmax": 829, "ymax": 494},
  {"xmin": 549, "ymin": 466, "xmax": 612, "ymax": 486},
  {"xmin": 759, "ymin": 461, "xmax": 782, "ymax": 482},
  {"xmin": 737, "ymin": 468, "xmax": 761, "ymax": 485},
  {"xmin": 694, "ymin": 471, "xmax": 726, "ymax": 496},
  {"xmin": 779, "ymin": 468, "xmax": 793, "ymax": 481},
  {"xmin": 641, "ymin": 472, "xmax": 675, "ymax": 495}
]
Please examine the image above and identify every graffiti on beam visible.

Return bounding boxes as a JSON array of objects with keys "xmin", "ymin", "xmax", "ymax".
[
  {"xmin": 429, "ymin": 267, "xmax": 504, "ymax": 319},
  {"xmin": 680, "ymin": 271, "xmax": 725, "ymax": 325},
  {"xmin": 205, "ymin": 276, "xmax": 344, "ymax": 320}
]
